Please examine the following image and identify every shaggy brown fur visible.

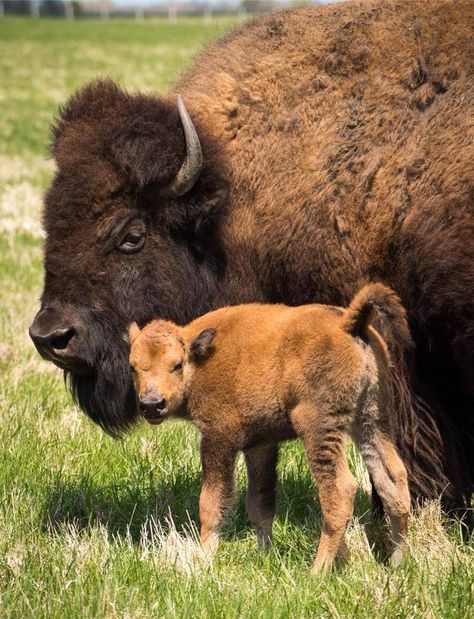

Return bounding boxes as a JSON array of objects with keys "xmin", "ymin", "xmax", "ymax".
[
  {"xmin": 129, "ymin": 284, "xmax": 412, "ymax": 570},
  {"xmin": 30, "ymin": 0, "xmax": 474, "ymax": 516}
]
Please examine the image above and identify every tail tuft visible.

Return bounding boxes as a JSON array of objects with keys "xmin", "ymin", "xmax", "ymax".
[{"xmin": 343, "ymin": 283, "xmax": 413, "ymax": 350}]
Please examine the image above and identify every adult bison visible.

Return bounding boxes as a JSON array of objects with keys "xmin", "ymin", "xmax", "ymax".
[{"xmin": 30, "ymin": 0, "xmax": 473, "ymax": 515}]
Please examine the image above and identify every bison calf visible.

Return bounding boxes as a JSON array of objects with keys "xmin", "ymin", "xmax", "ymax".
[{"xmin": 128, "ymin": 283, "xmax": 411, "ymax": 571}]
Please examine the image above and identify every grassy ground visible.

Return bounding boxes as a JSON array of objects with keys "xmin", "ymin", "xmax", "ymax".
[{"xmin": 0, "ymin": 16, "xmax": 473, "ymax": 619}]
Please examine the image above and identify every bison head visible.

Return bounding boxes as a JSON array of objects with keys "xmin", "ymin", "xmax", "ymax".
[{"xmin": 29, "ymin": 79, "xmax": 228, "ymax": 436}]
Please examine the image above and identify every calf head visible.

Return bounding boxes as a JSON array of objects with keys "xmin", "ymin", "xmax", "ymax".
[{"xmin": 128, "ymin": 320, "xmax": 216, "ymax": 424}]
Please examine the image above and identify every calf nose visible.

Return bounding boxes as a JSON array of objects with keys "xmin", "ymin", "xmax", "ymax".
[{"xmin": 139, "ymin": 396, "xmax": 167, "ymax": 412}]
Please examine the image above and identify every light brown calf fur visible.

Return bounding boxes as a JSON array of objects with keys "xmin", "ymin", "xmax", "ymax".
[{"xmin": 128, "ymin": 283, "xmax": 412, "ymax": 571}]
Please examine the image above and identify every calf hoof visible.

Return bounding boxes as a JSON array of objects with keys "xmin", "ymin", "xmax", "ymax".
[
  {"xmin": 390, "ymin": 544, "xmax": 408, "ymax": 567},
  {"xmin": 256, "ymin": 529, "xmax": 272, "ymax": 551},
  {"xmin": 201, "ymin": 532, "xmax": 219, "ymax": 559},
  {"xmin": 312, "ymin": 556, "xmax": 335, "ymax": 574}
]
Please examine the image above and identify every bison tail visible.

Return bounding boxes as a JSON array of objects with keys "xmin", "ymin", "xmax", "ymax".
[{"xmin": 343, "ymin": 283, "xmax": 413, "ymax": 350}]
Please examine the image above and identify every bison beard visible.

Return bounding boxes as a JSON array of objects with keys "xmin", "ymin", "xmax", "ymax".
[{"xmin": 67, "ymin": 323, "xmax": 139, "ymax": 437}]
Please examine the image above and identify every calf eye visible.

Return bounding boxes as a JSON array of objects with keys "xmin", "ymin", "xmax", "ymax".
[
  {"xmin": 129, "ymin": 364, "xmax": 135, "ymax": 374},
  {"xmin": 118, "ymin": 231, "xmax": 145, "ymax": 254},
  {"xmin": 172, "ymin": 360, "xmax": 183, "ymax": 373}
]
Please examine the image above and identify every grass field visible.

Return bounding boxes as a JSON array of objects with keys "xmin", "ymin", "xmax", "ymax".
[{"xmin": 0, "ymin": 16, "xmax": 473, "ymax": 619}]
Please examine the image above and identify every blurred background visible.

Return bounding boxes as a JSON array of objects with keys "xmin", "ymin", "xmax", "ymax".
[{"xmin": 1, "ymin": 0, "xmax": 344, "ymax": 20}]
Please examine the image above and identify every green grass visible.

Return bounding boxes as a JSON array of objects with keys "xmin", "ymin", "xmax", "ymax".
[{"xmin": 0, "ymin": 16, "xmax": 473, "ymax": 619}]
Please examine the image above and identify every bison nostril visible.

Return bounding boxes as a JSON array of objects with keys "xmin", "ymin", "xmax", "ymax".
[
  {"xmin": 50, "ymin": 328, "xmax": 75, "ymax": 351},
  {"xmin": 29, "ymin": 311, "xmax": 89, "ymax": 372},
  {"xmin": 29, "ymin": 326, "xmax": 76, "ymax": 352}
]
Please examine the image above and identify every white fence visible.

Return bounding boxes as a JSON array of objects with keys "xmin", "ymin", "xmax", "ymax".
[{"xmin": 0, "ymin": 1, "xmax": 334, "ymax": 21}]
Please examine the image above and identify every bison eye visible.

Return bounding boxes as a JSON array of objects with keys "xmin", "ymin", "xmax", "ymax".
[
  {"xmin": 118, "ymin": 231, "xmax": 145, "ymax": 254},
  {"xmin": 172, "ymin": 360, "xmax": 183, "ymax": 373}
]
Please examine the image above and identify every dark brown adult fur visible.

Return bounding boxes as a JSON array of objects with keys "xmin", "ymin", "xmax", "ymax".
[
  {"xmin": 31, "ymin": 0, "xmax": 474, "ymax": 516},
  {"xmin": 128, "ymin": 283, "xmax": 412, "ymax": 571}
]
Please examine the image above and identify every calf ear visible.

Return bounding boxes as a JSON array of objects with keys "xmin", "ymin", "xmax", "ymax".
[
  {"xmin": 127, "ymin": 322, "xmax": 141, "ymax": 345},
  {"xmin": 189, "ymin": 328, "xmax": 216, "ymax": 362}
]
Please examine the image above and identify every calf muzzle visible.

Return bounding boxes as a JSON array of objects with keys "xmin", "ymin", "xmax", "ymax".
[{"xmin": 139, "ymin": 394, "xmax": 168, "ymax": 422}]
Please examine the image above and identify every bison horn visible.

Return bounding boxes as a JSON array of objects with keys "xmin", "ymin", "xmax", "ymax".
[{"xmin": 161, "ymin": 95, "xmax": 203, "ymax": 198}]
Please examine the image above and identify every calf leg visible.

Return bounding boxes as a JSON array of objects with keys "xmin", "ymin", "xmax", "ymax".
[
  {"xmin": 199, "ymin": 435, "xmax": 237, "ymax": 556},
  {"xmin": 292, "ymin": 404, "xmax": 356, "ymax": 572},
  {"xmin": 357, "ymin": 431, "xmax": 411, "ymax": 565},
  {"xmin": 244, "ymin": 442, "xmax": 279, "ymax": 548},
  {"xmin": 311, "ymin": 447, "xmax": 356, "ymax": 572}
]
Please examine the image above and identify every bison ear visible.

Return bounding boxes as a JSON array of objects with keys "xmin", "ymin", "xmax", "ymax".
[
  {"xmin": 189, "ymin": 328, "xmax": 216, "ymax": 362},
  {"xmin": 127, "ymin": 322, "xmax": 141, "ymax": 345},
  {"xmin": 53, "ymin": 79, "xmax": 126, "ymax": 139},
  {"xmin": 109, "ymin": 96, "xmax": 202, "ymax": 193},
  {"xmin": 110, "ymin": 120, "xmax": 184, "ymax": 190}
]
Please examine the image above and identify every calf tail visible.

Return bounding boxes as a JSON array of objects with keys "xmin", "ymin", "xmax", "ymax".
[{"xmin": 343, "ymin": 283, "xmax": 413, "ymax": 350}]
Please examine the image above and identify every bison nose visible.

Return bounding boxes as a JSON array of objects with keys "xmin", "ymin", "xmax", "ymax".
[
  {"xmin": 139, "ymin": 396, "xmax": 167, "ymax": 412},
  {"xmin": 29, "ymin": 307, "xmax": 81, "ymax": 368},
  {"xmin": 29, "ymin": 325, "xmax": 76, "ymax": 352}
]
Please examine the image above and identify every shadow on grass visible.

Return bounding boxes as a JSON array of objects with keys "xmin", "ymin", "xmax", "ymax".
[
  {"xmin": 41, "ymin": 468, "xmax": 203, "ymax": 541},
  {"xmin": 40, "ymin": 466, "xmax": 390, "ymax": 562}
]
